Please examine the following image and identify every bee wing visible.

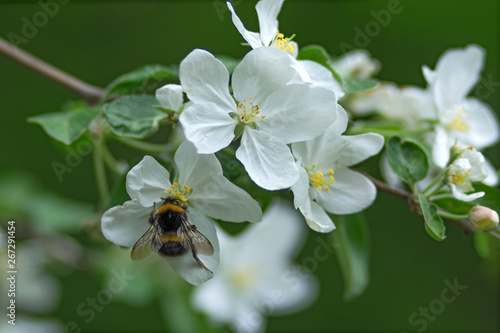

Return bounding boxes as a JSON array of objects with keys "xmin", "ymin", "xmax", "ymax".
[
  {"xmin": 179, "ymin": 218, "xmax": 214, "ymax": 256},
  {"xmin": 131, "ymin": 224, "xmax": 162, "ymax": 261}
]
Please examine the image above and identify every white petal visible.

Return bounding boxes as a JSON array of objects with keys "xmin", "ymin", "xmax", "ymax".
[
  {"xmin": 422, "ymin": 65, "xmax": 436, "ymax": 85},
  {"xmin": 236, "ymin": 128, "xmax": 299, "ymax": 190},
  {"xmin": 315, "ymin": 168, "xmax": 377, "ymax": 215},
  {"xmin": 298, "ymin": 199, "xmax": 335, "ymax": 232},
  {"xmin": 238, "ymin": 199, "xmax": 306, "ymax": 261},
  {"xmin": 101, "ymin": 200, "xmax": 151, "ymax": 247},
  {"xmin": 432, "ymin": 126, "xmax": 453, "ymax": 168},
  {"xmin": 126, "ymin": 156, "xmax": 171, "ymax": 207},
  {"xmin": 164, "ymin": 209, "xmax": 219, "ymax": 285},
  {"xmin": 179, "ymin": 103, "xmax": 237, "ymax": 154},
  {"xmin": 232, "ymin": 47, "xmax": 297, "ymax": 104},
  {"xmin": 483, "ymin": 158, "xmax": 499, "ymax": 186},
  {"xmin": 450, "ymin": 184, "xmax": 484, "ymax": 202},
  {"xmin": 179, "ymin": 49, "xmax": 235, "ymax": 109},
  {"xmin": 331, "ymin": 133, "xmax": 385, "ymax": 168},
  {"xmin": 258, "ymin": 84, "xmax": 338, "ymax": 143},
  {"xmin": 290, "ymin": 162, "xmax": 310, "ymax": 209},
  {"xmin": 175, "ymin": 140, "xmax": 223, "ymax": 188},
  {"xmin": 433, "ymin": 45, "xmax": 484, "ymax": 111},
  {"xmin": 291, "ymin": 108, "xmax": 349, "ymax": 167},
  {"xmin": 155, "ymin": 84, "xmax": 183, "ymax": 111},
  {"xmin": 174, "ymin": 141, "xmax": 262, "ymax": 222},
  {"xmin": 227, "ymin": 1, "xmax": 264, "ymax": 49},
  {"xmin": 462, "ymin": 98, "xmax": 500, "ymax": 148},
  {"xmin": 299, "ymin": 60, "xmax": 344, "ymax": 98},
  {"xmin": 256, "ymin": 0, "xmax": 283, "ymax": 46}
]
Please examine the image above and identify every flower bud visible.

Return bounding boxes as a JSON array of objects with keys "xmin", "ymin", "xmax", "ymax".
[{"xmin": 470, "ymin": 206, "xmax": 499, "ymax": 231}]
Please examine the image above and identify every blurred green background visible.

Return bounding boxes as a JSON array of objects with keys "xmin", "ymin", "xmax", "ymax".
[{"xmin": 0, "ymin": 0, "xmax": 499, "ymax": 332}]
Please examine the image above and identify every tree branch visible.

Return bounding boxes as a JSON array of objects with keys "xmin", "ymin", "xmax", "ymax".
[
  {"xmin": 360, "ymin": 171, "xmax": 478, "ymax": 235},
  {"xmin": 0, "ymin": 37, "xmax": 105, "ymax": 105}
]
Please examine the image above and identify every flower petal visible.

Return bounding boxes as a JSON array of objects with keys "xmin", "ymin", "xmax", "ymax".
[
  {"xmin": 291, "ymin": 107, "xmax": 349, "ymax": 167},
  {"xmin": 330, "ymin": 133, "xmax": 385, "ymax": 168},
  {"xmin": 433, "ymin": 45, "xmax": 484, "ymax": 111},
  {"xmin": 483, "ymin": 158, "xmax": 499, "ymax": 186},
  {"xmin": 156, "ymin": 84, "xmax": 183, "ymax": 111},
  {"xmin": 290, "ymin": 161, "xmax": 310, "ymax": 209},
  {"xmin": 255, "ymin": 0, "xmax": 283, "ymax": 46},
  {"xmin": 258, "ymin": 84, "xmax": 338, "ymax": 143},
  {"xmin": 126, "ymin": 156, "xmax": 171, "ymax": 207},
  {"xmin": 164, "ymin": 209, "xmax": 220, "ymax": 285},
  {"xmin": 179, "ymin": 102, "xmax": 237, "ymax": 154},
  {"xmin": 299, "ymin": 60, "xmax": 344, "ymax": 98},
  {"xmin": 232, "ymin": 47, "xmax": 297, "ymax": 104},
  {"xmin": 101, "ymin": 200, "xmax": 151, "ymax": 247},
  {"xmin": 461, "ymin": 98, "xmax": 500, "ymax": 149},
  {"xmin": 450, "ymin": 184, "xmax": 484, "ymax": 202},
  {"xmin": 236, "ymin": 128, "xmax": 299, "ymax": 190},
  {"xmin": 315, "ymin": 168, "xmax": 376, "ymax": 215},
  {"xmin": 432, "ymin": 126, "xmax": 453, "ymax": 168},
  {"xmin": 179, "ymin": 49, "xmax": 235, "ymax": 109},
  {"xmin": 298, "ymin": 198, "xmax": 335, "ymax": 232},
  {"xmin": 227, "ymin": 2, "xmax": 264, "ymax": 49}
]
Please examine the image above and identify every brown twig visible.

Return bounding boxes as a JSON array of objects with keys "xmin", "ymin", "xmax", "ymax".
[{"xmin": 0, "ymin": 37, "xmax": 105, "ymax": 105}]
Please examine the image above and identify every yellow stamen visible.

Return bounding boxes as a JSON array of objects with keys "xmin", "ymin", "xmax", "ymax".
[
  {"xmin": 309, "ymin": 169, "xmax": 335, "ymax": 192},
  {"xmin": 236, "ymin": 97, "xmax": 266, "ymax": 124},
  {"xmin": 452, "ymin": 171, "xmax": 469, "ymax": 185},
  {"xmin": 446, "ymin": 106, "xmax": 471, "ymax": 132},
  {"xmin": 271, "ymin": 30, "xmax": 296, "ymax": 54}
]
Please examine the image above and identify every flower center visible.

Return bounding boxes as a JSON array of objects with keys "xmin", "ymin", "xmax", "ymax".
[
  {"xmin": 271, "ymin": 30, "xmax": 296, "ymax": 55},
  {"xmin": 445, "ymin": 106, "xmax": 470, "ymax": 132},
  {"xmin": 451, "ymin": 170, "xmax": 470, "ymax": 185},
  {"xmin": 230, "ymin": 266, "xmax": 255, "ymax": 290},
  {"xmin": 164, "ymin": 182, "xmax": 191, "ymax": 204},
  {"xmin": 308, "ymin": 168, "xmax": 335, "ymax": 192},
  {"xmin": 237, "ymin": 97, "xmax": 266, "ymax": 124}
]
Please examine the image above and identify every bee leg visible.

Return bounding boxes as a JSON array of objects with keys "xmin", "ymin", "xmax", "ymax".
[
  {"xmin": 191, "ymin": 247, "xmax": 213, "ymax": 274},
  {"xmin": 149, "ymin": 202, "xmax": 156, "ymax": 225}
]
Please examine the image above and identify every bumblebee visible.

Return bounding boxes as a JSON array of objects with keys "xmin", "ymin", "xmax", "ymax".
[{"xmin": 131, "ymin": 197, "xmax": 214, "ymax": 273}]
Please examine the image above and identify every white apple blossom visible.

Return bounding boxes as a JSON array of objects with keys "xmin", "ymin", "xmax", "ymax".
[
  {"xmin": 101, "ymin": 141, "xmax": 262, "ymax": 285},
  {"xmin": 446, "ymin": 147, "xmax": 488, "ymax": 202},
  {"xmin": 227, "ymin": 0, "xmax": 296, "ymax": 57},
  {"xmin": 291, "ymin": 108, "xmax": 384, "ymax": 232},
  {"xmin": 331, "ymin": 49, "xmax": 380, "ymax": 79},
  {"xmin": 349, "ymin": 82, "xmax": 437, "ymax": 124},
  {"xmin": 192, "ymin": 199, "xmax": 317, "ymax": 333},
  {"xmin": 179, "ymin": 47, "xmax": 339, "ymax": 190},
  {"xmin": 423, "ymin": 44, "xmax": 499, "ymax": 167}
]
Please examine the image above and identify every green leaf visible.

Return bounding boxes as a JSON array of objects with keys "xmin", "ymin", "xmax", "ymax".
[
  {"xmin": 330, "ymin": 213, "xmax": 370, "ymax": 301},
  {"xmin": 419, "ymin": 194, "xmax": 446, "ymax": 241},
  {"xmin": 433, "ymin": 197, "xmax": 474, "ymax": 216},
  {"xmin": 103, "ymin": 95, "xmax": 166, "ymax": 139},
  {"xmin": 473, "ymin": 231, "xmax": 490, "ymax": 259},
  {"xmin": 342, "ymin": 77, "xmax": 379, "ymax": 93},
  {"xmin": 386, "ymin": 136, "xmax": 429, "ymax": 185},
  {"xmin": 106, "ymin": 64, "xmax": 179, "ymax": 96},
  {"xmin": 298, "ymin": 44, "xmax": 343, "ymax": 83},
  {"xmin": 28, "ymin": 107, "xmax": 101, "ymax": 145},
  {"xmin": 472, "ymin": 183, "xmax": 500, "ymax": 212}
]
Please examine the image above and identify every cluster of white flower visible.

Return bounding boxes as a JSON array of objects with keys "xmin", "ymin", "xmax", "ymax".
[{"xmin": 98, "ymin": 0, "xmax": 499, "ymax": 331}]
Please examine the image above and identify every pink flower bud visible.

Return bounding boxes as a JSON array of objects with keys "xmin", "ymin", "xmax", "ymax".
[{"xmin": 470, "ymin": 206, "xmax": 499, "ymax": 231}]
